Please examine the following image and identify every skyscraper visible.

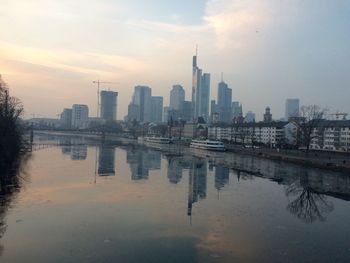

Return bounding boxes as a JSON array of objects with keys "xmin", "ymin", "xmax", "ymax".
[
  {"xmin": 132, "ymin": 85, "xmax": 152, "ymax": 122},
  {"xmin": 72, "ymin": 104, "xmax": 89, "ymax": 128},
  {"xmin": 151, "ymin": 96, "xmax": 163, "ymax": 123},
  {"xmin": 180, "ymin": 101, "xmax": 192, "ymax": 121},
  {"xmin": 199, "ymin": 73, "xmax": 210, "ymax": 121},
  {"xmin": 170, "ymin": 85, "xmax": 185, "ymax": 110},
  {"xmin": 100, "ymin": 90, "xmax": 118, "ymax": 121},
  {"xmin": 285, "ymin": 98, "xmax": 300, "ymax": 119},
  {"xmin": 232, "ymin": 101, "xmax": 242, "ymax": 121},
  {"xmin": 217, "ymin": 80, "xmax": 232, "ymax": 122},
  {"xmin": 245, "ymin": 111, "xmax": 255, "ymax": 123},
  {"xmin": 60, "ymin": 108, "xmax": 72, "ymax": 128},
  {"xmin": 192, "ymin": 51, "xmax": 210, "ymax": 122}
]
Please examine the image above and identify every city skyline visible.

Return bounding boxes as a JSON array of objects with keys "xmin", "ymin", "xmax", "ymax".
[{"xmin": 1, "ymin": 0, "xmax": 349, "ymax": 120}]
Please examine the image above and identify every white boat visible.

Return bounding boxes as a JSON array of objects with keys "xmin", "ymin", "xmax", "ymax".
[
  {"xmin": 190, "ymin": 139, "xmax": 225, "ymax": 151},
  {"xmin": 144, "ymin": 136, "xmax": 171, "ymax": 144}
]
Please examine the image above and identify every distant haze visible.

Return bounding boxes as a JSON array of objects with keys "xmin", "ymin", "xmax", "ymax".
[{"xmin": 1, "ymin": 0, "xmax": 349, "ymax": 120}]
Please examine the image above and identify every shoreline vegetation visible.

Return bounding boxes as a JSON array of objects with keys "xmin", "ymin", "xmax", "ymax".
[{"xmin": 0, "ymin": 75, "xmax": 29, "ymax": 181}]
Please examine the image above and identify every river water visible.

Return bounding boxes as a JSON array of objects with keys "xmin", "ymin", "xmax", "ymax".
[{"xmin": 0, "ymin": 134, "xmax": 350, "ymax": 263}]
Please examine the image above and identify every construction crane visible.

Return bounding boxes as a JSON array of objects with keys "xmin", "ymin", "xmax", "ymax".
[
  {"xmin": 92, "ymin": 80, "xmax": 119, "ymax": 117},
  {"xmin": 330, "ymin": 112, "xmax": 348, "ymax": 120}
]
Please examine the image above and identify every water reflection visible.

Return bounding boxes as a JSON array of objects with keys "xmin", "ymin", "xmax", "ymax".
[
  {"xmin": 285, "ymin": 173, "xmax": 334, "ymax": 223},
  {"xmin": 187, "ymin": 159, "xmax": 207, "ymax": 217},
  {"xmin": 2, "ymin": 134, "xmax": 350, "ymax": 262},
  {"xmin": 46, "ymin": 135, "xmax": 350, "ymax": 224},
  {"xmin": 0, "ymin": 153, "xmax": 30, "ymax": 256},
  {"xmin": 126, "ymin": 147, "xmax": 161, "ymax": 180},
  {"xmin": 167, "ymin": 158, "xmax": 183, "ymax": 184},
  {"xmin": 98, "ymin": 144, "xmax": 115, "ymax": 176}
]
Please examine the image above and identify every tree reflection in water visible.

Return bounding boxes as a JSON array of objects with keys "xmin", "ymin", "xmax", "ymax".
[
  {"xmin": 0, "ymin": 153, "xmax": 30, "ymax": 255},
  {"xmin": 285, "ymin": 173, "xmax": 334, "ymax": 223}
]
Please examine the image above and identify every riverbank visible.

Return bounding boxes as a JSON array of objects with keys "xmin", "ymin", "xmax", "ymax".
[{"xmin": 34, "ymin": 130, "xmax": 350, "ymax": 173}]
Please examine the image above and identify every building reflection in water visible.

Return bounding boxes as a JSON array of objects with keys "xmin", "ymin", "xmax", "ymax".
[
  {"xmin": 214, "ymin": 165, "xmax": 229, "ymax": 191},
  {"xmin": 167, "ymin": 158, "xmax": 183, "ymax": 184},
  {"xmin": 126, "ymin": 148, "xmax": 161, "ymax": 180},
  {"xmin": 98, "ymin": 144, "xmax": 116, "ymax": 176},
  {"xmin": 187, "ymin": 159, "xmax": 207, "ymax": 217},
  {"xmin": 58, "ymin": 137, "xmax": 87, "ymax": 160}
]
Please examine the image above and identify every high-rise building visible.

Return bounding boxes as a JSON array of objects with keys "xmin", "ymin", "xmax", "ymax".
[
  {"xmin": 199, "ymin": 73, "xmax": 210, "ymax": 122},
  {"xmin": 170, "ymin": 85, "xmax": 185, "ymax": 110},
  {"xmin": 60, "ymin": 108, "xmax": 72, "ymax": 128},
  {"xmin": 192, "ymin": 52, "xmax": 210, "ymax": 122},
  {"xmin": 151, "ymin": 96, "xmax": 163, "ymax": 123},
  {"xmin": 217, "ymin": 81, "xmax": 232, "ymax": 122},
  {"xmin": 163, "ymin": 106, "xmax": 170, "ymax": 123},
  {"xmin": 127, "ymin": 103, "xmax": 140, "ymax": 122},
  {"xmin": 180, "ymin": 101, "xmax": 192, "ymax": 121},
  {"xmin": 245, "ymin": 111, "xmax": 255, "ymax": 123},
  {"xmin": 263, "ymin": 106, "xmax": 272, "ymax": 122},
  {"xmin": 232, "ymin": 101, "xmax": 242, "ymax": 120},
  {"xmin": 100, "ymin": 90, "xmax": 118, "ymax": 121},
  {"xmin": 132, "ymin": 85, "xmax": 152, "ymax": 122},
  {"xmin": 285, "ymin": 98, "xmax": 300, "ymax": 119},
  {"xmin": 72, "ymin": 104, "xmax": 89, "ymax": 128}
]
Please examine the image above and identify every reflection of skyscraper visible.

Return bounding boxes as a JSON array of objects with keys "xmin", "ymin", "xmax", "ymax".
[
  {"xmin": 215, "ymin": 165, "xmax": 230, "ymax": 190},
  {"xmin": 126, "ymin": 148, "xmax": 161, "ymax": 180},
  {"xmin": 187, "ymin": 159, "xmax": 207, "ymax": 216},
  {"xmin": 71, "ymin": 145, "xmax": 87, "ymax": 160},
  {"xmin": 167, "ymin": 158, "xmax": 183, "ymax": 184},
  {"xmin": 98, "ymin": 145, "xmax": 115, "ymax": 176}
]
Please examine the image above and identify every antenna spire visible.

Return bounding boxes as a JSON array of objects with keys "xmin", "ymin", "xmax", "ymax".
[
  {"xmin": 221, "ymin": 72, "xmax": 223, "ymax": 82},
  {"xmin": 195, "ymin": 44, "xmax": 198, "ymax": 56}
]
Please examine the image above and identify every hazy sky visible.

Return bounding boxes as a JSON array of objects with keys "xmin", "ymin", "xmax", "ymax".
[{"xmin": 1, "ymin": 0, "xmax": 349, "ymax": 120}]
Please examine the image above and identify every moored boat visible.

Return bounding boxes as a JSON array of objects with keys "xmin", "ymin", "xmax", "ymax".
[
  {"xmin": 190, "ymin": 139, "xmax": 225, "ymax": 151},
  {"xmin": 144, "ymin": 136, "xmax": 171, "ymax": 144}
]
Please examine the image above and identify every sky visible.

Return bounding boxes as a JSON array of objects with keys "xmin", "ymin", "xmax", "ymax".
[{"xmin": 0, "ymin": 0, "xmax": 349, "ymax": 120}]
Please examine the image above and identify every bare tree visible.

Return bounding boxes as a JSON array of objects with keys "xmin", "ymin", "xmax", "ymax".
[
  {"xmin": 0, "ymin": 75, "xmax": 25, "ymax": 165},
  {"xmin": 293, "ymin": 105, "xmax": 326, "ymax": 152}
]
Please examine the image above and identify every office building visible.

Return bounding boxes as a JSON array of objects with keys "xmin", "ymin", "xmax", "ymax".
[
  {"xmin": 60, "ymin": 108, "xmax": 72, "ymax": 128},
  {"xmin": 245, "ymin": 111, "xmax": 255, "ymax": 123},
  {"xmin": 180, "ymin": 101, "xmax": 193, "ymax": 121},
  {"xmin": 72, "ymin": 104, "xmax": 89, "ymax": 128},
  {"xmin": 163, "ymin": 106, "xmax": 170, "ymax": 123},
  {"xmin": 131, "ymin": 85, "xmax": 152, "ymax": 122},
  {"xmin": 217, "ymin": 80, "xmax": 232, "ymax": 122},
  {"xmin": 170, "ymin": 85, "xmax": 185, "ymax": 110},
  {"xmin": 285, "ymin": 98, "xmax": 300, "ymax": 119},
  {"xmin": 232, "ymin": 101, "xmax": 243, "ymax": 120},
  {"xmin": 151, "ymin": 96, "xmax": 163, "ymax": 123},
  {"xmin": 192, "ymin": 52, "xmax": 210, "ymax": 122},
  {"xmin": 100, "ymin": 90, "xmax": 118, "ymax": 121}
]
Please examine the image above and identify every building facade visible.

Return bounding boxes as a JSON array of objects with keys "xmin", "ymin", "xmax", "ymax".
[
  {"xmin": 131, "ymin": 85, "xmax": 152, "ymax": 122},
  {"xmin": 72, "ymin": 104, "xmax": 89, "ymax": 129},
  {"xmin": 310, "ymin": 120, "xmax": 350, "ymax": 152},
  {"xmin": 151, "ymin": 96, "xmax": 163, "ymax": 123},
  {"xmin": 60, "ymin": 108, "xmax": 72, "ymax": 128},
  {"xmin": 285, "ymin": 98, "xmax": 300, "ymax": 119},
  {"xmin": 208, "ymin": 121, "xmax": 296, "ymax": 147},
  {"xmin": 217, "ymin": 81, "xmax": 232, "ymax": 122},
  {"xmin": 192, "ymin": 52, "xmax": 210, "ymax": 122},
  {"xmin": 170, "ymin": 85, "xmax": 185, "ymax": 110},
  {"xmin": 100, "ymin": 90, "xmax": 118, "ymax": 121}
]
